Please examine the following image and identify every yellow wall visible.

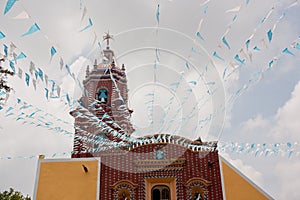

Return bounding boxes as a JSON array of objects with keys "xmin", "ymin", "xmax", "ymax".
[
  {"xmin": 35, "ymin": 158, "xmax": 99, "ymax": 200},
  {"xmin": 221, "ymin": 159, "xmax": 272, "ymax": 200}
]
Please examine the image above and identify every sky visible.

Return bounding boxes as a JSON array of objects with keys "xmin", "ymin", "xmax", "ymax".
[{"xmin": 0, "ymin": 0, "xmax": 300, "ymax": 199}]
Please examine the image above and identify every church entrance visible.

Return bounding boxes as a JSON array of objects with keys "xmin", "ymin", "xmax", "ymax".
[{"xmin": 151, "ymin": 185, "xmax": 170, "ymax": 200}]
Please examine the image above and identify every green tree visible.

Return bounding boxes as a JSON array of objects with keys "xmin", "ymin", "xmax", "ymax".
[
  {"xmin": 0, "ymin": 56, "xmax": 14, "ymax": 103},
  {"xmin": 0, "ymin": 188, "xmax": 31, "ymax": 200}
]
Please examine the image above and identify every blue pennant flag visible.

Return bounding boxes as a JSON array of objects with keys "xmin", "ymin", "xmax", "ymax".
[
  {"xmin": 0, "ymin": 31, "xmax": 5, "ymax": 39},
  {"xmin": 268, "ymin": 60, "xmax": 274, "ymax": 68},
  {"xmin": 222, "ymin": 36, "xmax": 231, "ymax": 49},
  {"xmin": 234, "ymin": 54, "xmax": 245, "ymax": 64},
  {"xmin": 294, "ymin": 43, "xmax": 300, "ymax": 50},
  {"xmin": 45, "ymin": 88, "xmax": 49, "ymax": 100},
  {"xmin": 4, "ymin": 44, "xmax": 8, "ymax": 56},
  {"xmin": 38, "ymin": 68, "xmax": 44, "ymax": 81},
  {"xmin": 213, "ymin": 51, "xmax": 224, "ymax": 61},
  {"xmin": 9, "ymin": 61, "xmax": 15, "ymax": 73},
  {"xmin": 267, "ymin": 29, "xmax": 273, "ymax": 42},
  {"xmin": 245, "ymin": 39, "xmax": 250, "ymax": 50},
  {"xmin": 189, "ymin": 81, "xmax": 197, "ymax": 85},
  {"xmin": 196, "ymin": 31, "xmax": 204, "ymax": 41},
  {"xmin": 282, "ymin": 48, "xmax": 295, "ymax": 56},
  {"xmin": 203, "ymin": 5, "xmax": 208, "ymax": 14},
  {"xmin": 185, "ymin": 61, "xmax": 190, "ymax": 70},
  {"xmin": 253, "ymin": 46, "xmax": 260, "ymax": 51},
  {"xmin": 65, "ymin": 64, "xmax": 71, "ymax": 75},
  {"xmin": 79, "ymin": 18, "xmax": 93, "ymax": 32},
  {"xmin": 50, "ymin": 46, "xmax": 57, "ymax": 61},
  {"xmin": 156, "ymin": 4, "xmax": 160, "ymax": 24},
  {"xmin": 21, "ymin": 23, "xmax": 40, "ymax": 37},
  {"xmin": 13, "ymin": 52, "xmax": 26, "ymax": 61},
  {"xmin": 25, "ymin": 73, "xmax": 30, "ymax": 86},
  {"xmin": 4, "ymin": 0, "xmax": 18, "ymax": 15},
  {"xmin": 66, "ymin": 94, "xmax": 70, "ymax": 105}
]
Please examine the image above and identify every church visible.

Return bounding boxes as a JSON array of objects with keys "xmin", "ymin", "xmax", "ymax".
[{"xmin": 33, "ymin": 34, "xmax": 274, "ymax": 200}]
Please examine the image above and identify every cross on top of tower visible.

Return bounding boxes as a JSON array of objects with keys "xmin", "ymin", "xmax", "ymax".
[{"xmin": 103, "ymin": 31, "xmax": 114, "ymax": 49}]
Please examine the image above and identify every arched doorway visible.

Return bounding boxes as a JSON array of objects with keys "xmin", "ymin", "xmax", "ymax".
[{"xmin": 151, "ymin": 185, "xmax": 170, "ymax": 200}]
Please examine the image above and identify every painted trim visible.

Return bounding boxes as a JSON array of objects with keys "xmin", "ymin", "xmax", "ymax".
[
  {"xmin": 218, "ymin": 155, "xmax": 227, "ymax": 200},
  {"xmin": 33, "ymin": 158, "xmax": 41, "ymax": 200}
]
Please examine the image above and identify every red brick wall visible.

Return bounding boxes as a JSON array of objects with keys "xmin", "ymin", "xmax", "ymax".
[{"xmin": 97, "ymin": 143, "xmax": 223, "ymax": 199}]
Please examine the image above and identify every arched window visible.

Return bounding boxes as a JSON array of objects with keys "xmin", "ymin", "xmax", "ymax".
[
  {"xmin": 97, "ymin": 88, "xmax": 108, "ymax": 104},
  {"xmin": 151, "ymin": 185, "xmax": 170, "ymax": 200}
]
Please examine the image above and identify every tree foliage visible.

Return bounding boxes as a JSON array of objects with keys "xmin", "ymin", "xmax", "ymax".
[{"xmin": 0, "ymin": 188, "xmax": 31, "ymax": 200}]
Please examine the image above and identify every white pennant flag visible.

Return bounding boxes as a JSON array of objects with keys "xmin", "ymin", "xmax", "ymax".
[
  {"xmin": 18, "ymin": 68, "xmax": 23, "ymax": 78},
  {"xmin": 9, "ymin": 42, "xmax": 17, "ymax": 56},
  {"xmin": 13, "ymin": 11, "xmax": 30, "ymax": 19},
  {"xmin": 226, "ymin": 5, "xmax": 241, "ymax": 13}
]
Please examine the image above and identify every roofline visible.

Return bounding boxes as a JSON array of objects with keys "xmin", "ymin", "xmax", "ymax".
[{"xmin": 219, "ymin": 155, "xmax": 275, "ymax": 200}]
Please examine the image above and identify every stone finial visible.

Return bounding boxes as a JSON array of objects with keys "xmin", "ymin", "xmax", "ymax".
[{"xmin": 86, "ymin": 65, "xmax": 90, "ymax": 78}]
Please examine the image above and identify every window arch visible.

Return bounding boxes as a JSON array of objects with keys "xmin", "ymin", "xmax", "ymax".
[
  {"xmin": 97, "ymin": 88, "xmax": 108, "ymax": 104},
  {"xmin": 151, "ymin": 185, "xmax": 170, "ymax": 200}
]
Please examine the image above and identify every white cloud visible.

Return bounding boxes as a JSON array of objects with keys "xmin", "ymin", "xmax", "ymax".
[
  {"xmin": 221, "ymin": 152, "xmax": 263, "ymax": 186},
  {"xmin": 231, "ymin": 80, "xmax": 300, "ymax": 199},
  {"xmin": 275, "ymin": 160, "xmax": 300, "ymax": 199},
  {"xmin": 273, "ymin": 81, "xmax": 300, "ymax": 141}
]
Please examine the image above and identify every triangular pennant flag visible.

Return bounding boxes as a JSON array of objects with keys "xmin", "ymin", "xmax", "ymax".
[
  {"xmin": 32, "ymin": 79, "xmax": 36, "ymax": 90},
  {"xmin": 245, "ymin": 39, "xmax": 250, "ymax": 51},
  {"xmin": 9, "ymin": 61, "xmax": 15, "ymax": 73},
  {"xmin": 50, "ymin": 46, "xmax": 57, "ymax": 62},
  {"xmin": 0, "ymin": 31, "xmax": 5, "ymax": 39},
  {"xmin": 3, "ymin": 44, "xmax": 8, "ymax": 56},
  {"xmin": 45, "ymin": 75, "xmax": 48, "ymax": 86},
  {"xmin": 13, "ymin": 11, "xmax": 30, "ymax": 19},
  {"xmin": 4, "ymin": 0, "xmax": 18, "ymax": 15},
  {"xmin": 25, "ymin": 73, "xmax": 30, "ymax": 86},
  {"xmin": 57, "ymin": 86, "xmax": 61, "ymax": 97},
  {"xmin": 9, "ymin": 42, "xmax": 16, "ymax": 55},
  {"xmin": 79, "ymin": 18, "xmax": 93, "ymax": 32},
  {"xmin": 196, "ymin": 31, "xmax": 204, "ymax": 41},
  {"xmin": 38, "ymin": 68, "xmax": 44, "ymax": 81},
  {"xmin": 60, "ymin": 58, "xmax": 64, "ymax": 70},
  {"xmin": 294, "ymin": 43, "xmax": 300, "ymax": 50},
  {"xmin": 156, "ymin": 4, "xmax": 160, "ymax": 24},
  {"xmin": 213, "ymin": 51, "xmax": 224, "ymax": 61},
  {"xmin": 203, "ymin": 5, "xmax": 208, "ymax": 14},
  {"xmin": 18, "ymin": 68, "xmax": 23, "ymax": 78},
  {"xmin": 234, "ymin": 54, "xmax": 245, "ymax": 64},
  {"xmin": 267, "ymin": 29, "xmax": 273, "ymax": 42},
  {"xmin": 29, "ymin": 61, "xmax": 35, "ymax": 75},
  {"xmin": 45, "ymin": 88, "xmax": 49, "ymax": 100},
  {"xmin": 21, "ymin": 23, "xmax": 40, "ymax": 37},
  {"xmin": 13, "ymin": 52, "xmax": 26, "ymax": 61},
  {"xmin": 282, "ymin": 48, "xmax": 295, "ymax": 56},
  {"xmin": 12, "ymin": 52, "xmax": 17, "ymax": 63},
  {"xmin": 226, "ymin": 5, "xmax": 241, "ymax": 13},
  {"xmin": 253, "ymin": 46, "xmax": 260, "ymax": 51},
  {"xmin": 222, "ymin": 36, "xmax": 231, "ymax": 49},
  {"xmin": 65, "ymin": 64, "xmax": 71, "ymax": 75}
]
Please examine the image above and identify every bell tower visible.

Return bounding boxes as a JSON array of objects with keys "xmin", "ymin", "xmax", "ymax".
[{"xmin": 71, "ymin": 33, "xmax": 134, "ymax": 156}]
